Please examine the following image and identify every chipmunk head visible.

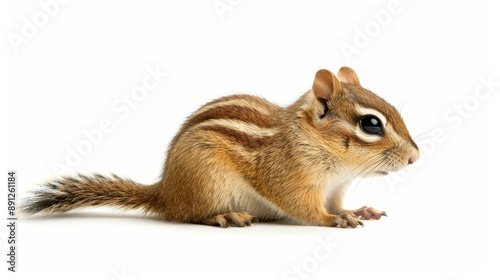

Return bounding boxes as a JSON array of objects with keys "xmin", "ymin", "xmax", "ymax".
[{"xmin": 305, "ymin": 67, "xmax": 419, "ymax": 175}]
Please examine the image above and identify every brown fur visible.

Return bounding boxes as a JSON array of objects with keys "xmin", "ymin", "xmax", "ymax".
[{"xmin": 23, "ymin": 67, "xmax": 419, "ymax": 228}]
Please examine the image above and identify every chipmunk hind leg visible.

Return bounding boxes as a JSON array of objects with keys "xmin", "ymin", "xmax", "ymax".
[{"xmin": 159, "ymin": 148, "xmax": 264, "ymax": 226}]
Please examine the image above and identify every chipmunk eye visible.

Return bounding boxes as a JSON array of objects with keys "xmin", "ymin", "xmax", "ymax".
[{"xmin": 360, "ymin": 115, "xmax": 384, "ymax": 135}]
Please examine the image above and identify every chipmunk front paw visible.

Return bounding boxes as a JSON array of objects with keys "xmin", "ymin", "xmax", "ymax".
[
  {"xmin": 351, "ymin": 206, "xmax": 387, "ymax": 220},
  {"xmin": 331, "ymin": 213, "xmax": 364, "ymax": 228}
]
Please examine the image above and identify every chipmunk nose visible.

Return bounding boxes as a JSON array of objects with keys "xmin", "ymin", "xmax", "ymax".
[{"xmin": 408, "ymin": 150, "xmax": 419, "ymax": 165}]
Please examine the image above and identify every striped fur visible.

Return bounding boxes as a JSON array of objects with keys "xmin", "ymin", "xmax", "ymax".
[{"xmin": 23, "ymin": 67, "xmax": 419, "ymax": 228}]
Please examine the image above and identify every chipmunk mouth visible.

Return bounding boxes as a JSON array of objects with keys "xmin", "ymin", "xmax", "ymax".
[{"xmin": 376, "ymin": 171, "xmax": 389, "ymax": 176}]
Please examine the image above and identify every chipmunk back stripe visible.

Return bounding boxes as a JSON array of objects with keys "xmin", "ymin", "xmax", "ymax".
[
  {"xmin": 193, "ymin": 95, "xmax": 274, "ymax": 117},
  {"xmin": 185, "ymin": 105, "xmax": 274, "ymax": 131},
  {"xmin": 195, "ymin": 119, "xmax": 278, "ymax": 138},
  {"xmin": 199, "ymin": 125, "xmax": 271, "ymax": 150}
]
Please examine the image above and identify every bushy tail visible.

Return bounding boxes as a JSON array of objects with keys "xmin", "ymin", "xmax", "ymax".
[{"xmin": 22, "ymin": 174, "xmax": 159, "ymax": 215}]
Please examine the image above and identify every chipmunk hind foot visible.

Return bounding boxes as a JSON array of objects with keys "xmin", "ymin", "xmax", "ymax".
[{"xmin": 201, "ymin": 212, "xmax": 259, "ymax": 228}]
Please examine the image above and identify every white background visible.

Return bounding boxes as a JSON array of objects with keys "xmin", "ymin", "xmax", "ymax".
[{"xmin": 1, "ymin": 0, "xmax": 499, "ymax": 280}]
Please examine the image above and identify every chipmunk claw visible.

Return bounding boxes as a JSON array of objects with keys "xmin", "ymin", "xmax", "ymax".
[
  {"xmin": 352, "ymin": 206, "xmax": 387, "ymax": 220},
  {"xmin": 335, "ymin": 213, "xmax": 363, "ymax": 228}
]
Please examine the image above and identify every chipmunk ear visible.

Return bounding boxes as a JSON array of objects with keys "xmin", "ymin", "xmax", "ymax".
[
  {"xmin": 312, "ymin": 69, "xmax": 343, "ymax": 100},
  {"xmin": 337, "ymin": 66, "xmax": 360, "ymax": 85}
]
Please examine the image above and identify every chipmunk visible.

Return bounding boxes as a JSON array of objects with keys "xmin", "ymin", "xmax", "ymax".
[{"xmin": 23, "ymin": 67, "xmax": 419, "ymax": 228}]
